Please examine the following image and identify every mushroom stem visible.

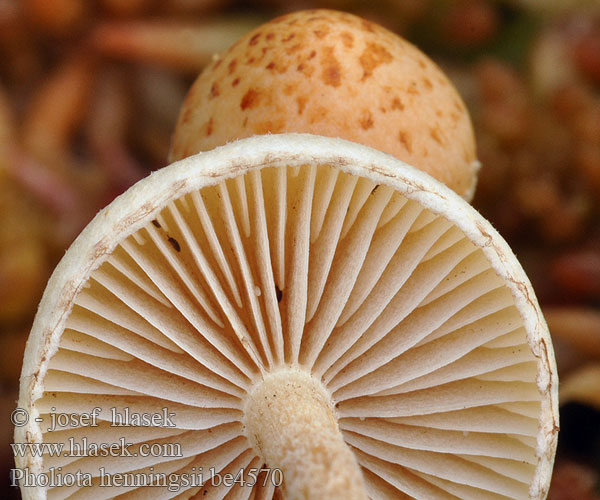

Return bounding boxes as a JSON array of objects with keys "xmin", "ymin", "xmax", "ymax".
[{"xmin": 244, "ymin": 368, "xmax": 367, "ymax": 500}]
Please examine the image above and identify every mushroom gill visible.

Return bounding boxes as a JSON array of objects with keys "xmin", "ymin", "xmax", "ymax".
[{"xmin": 15, "ymin": 135, "xmax": 557, "ymax": 500}]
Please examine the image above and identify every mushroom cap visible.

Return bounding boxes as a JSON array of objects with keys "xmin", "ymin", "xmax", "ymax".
[
  {"xmin": 16, "ymin": 134, "xmax": 556, "ymax": 499},
  {"xmin": 170, "ymin": 9, "xmax": 479, "ymax": 200}
]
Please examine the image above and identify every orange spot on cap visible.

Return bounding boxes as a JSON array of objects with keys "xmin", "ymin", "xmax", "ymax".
[{"xmin": 241, "ymin": 88, "xmax": 261, "ymax": 110}]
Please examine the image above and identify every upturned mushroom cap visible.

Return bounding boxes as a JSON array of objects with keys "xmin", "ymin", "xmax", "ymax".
[
  {"xmin": 170, "ymin": 9, "xmax": 479, "ymax": 201},
  {"xmin": 15, "ymin": 135, "xmax": 556, "ymax": 500}
]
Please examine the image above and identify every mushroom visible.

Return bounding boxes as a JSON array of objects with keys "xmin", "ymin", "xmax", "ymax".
[
  {"xmin": 170, "ymin": 9, "xmax": 480, "ymax": 201},
  {"xmin": 15, "ymin": 8, "xmax": 557, "ymax": 500},
  {"xmin": 15, "ymin": 134, "xmax": 557, "ymax": 500}
]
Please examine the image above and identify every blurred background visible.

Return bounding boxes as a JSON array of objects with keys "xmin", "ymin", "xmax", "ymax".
[{"xmin": 1, "ymin": 0, "xmax": 599, "ymax": 498}]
